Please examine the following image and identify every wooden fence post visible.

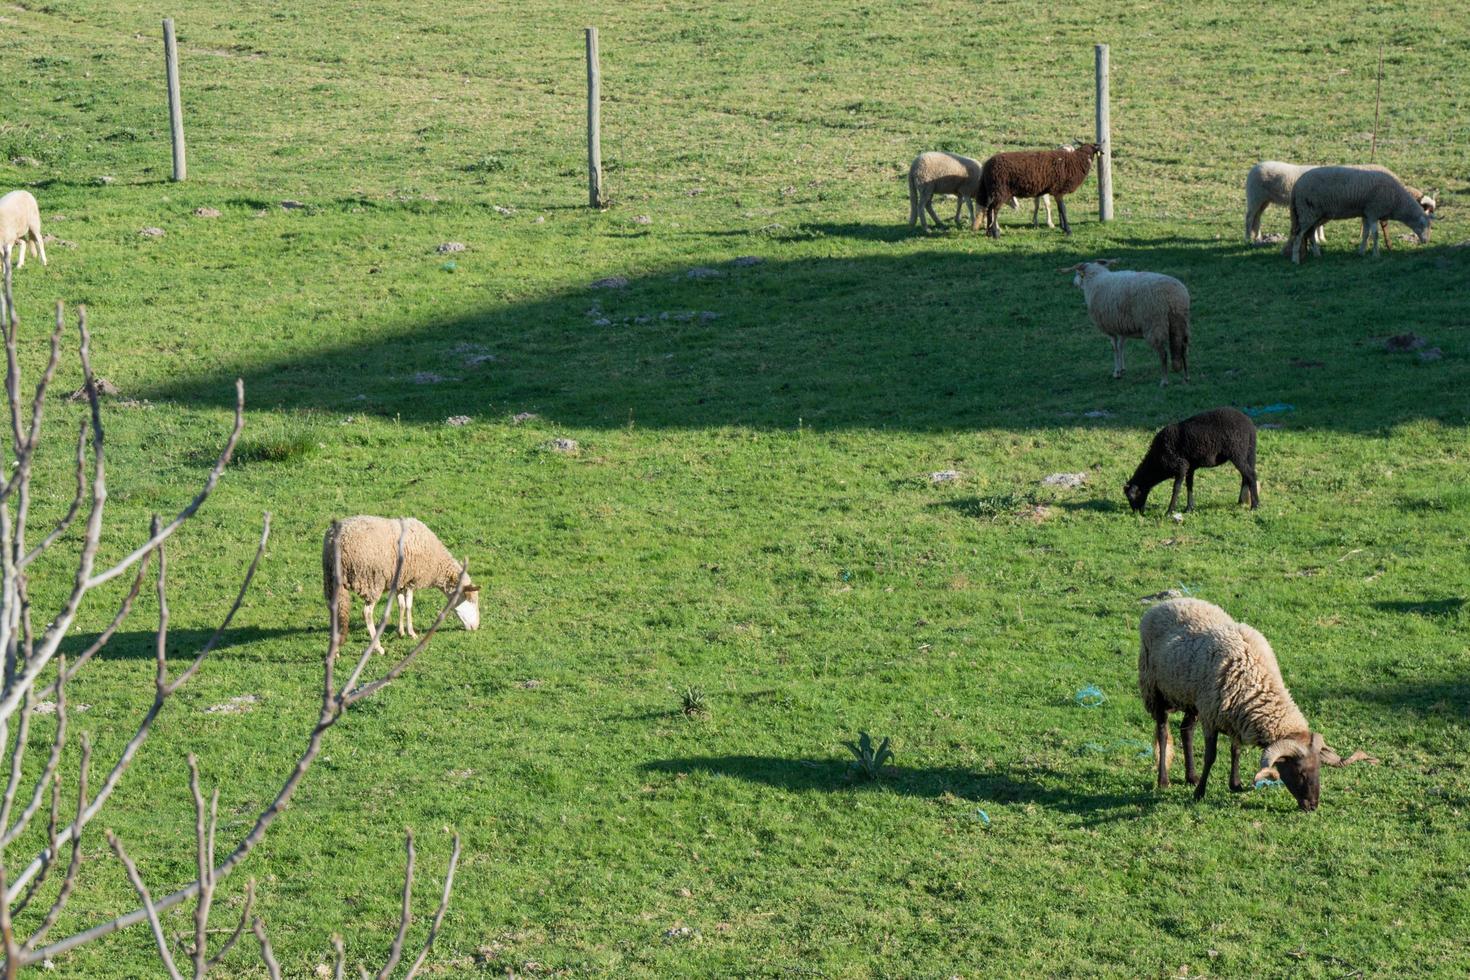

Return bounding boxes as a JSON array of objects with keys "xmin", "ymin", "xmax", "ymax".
[
  {"xmin": 1095, "ymin": 43, "xmax": 1112, "ymax": 222},
  {"xmin": 585, "ymin": 27, "xmax": 606, "ymax": 208},
  {"xmin": 164, "ymin": 18, "xmax": 186, "ymax": 182}
]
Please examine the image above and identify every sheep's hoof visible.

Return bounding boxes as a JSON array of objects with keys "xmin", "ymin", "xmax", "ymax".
[
  {"xmin": 1185, "ymin": 774, "xmax": 1199, "ymax": 787},
  {"xmin": 1111, "ymin": 370, "xmax": 1123, "ymax": 379},
  {"xmin": 1229, "ymin": 782, "xmax": 1247, "ymax": 793},
  {"xmin": 1158, "ymin": 379, "xmax": 1169, "ymax": 388}
]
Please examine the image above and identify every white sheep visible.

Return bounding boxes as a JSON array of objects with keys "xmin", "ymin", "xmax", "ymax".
[
  {"xmin": 1062, "ymin": 259, "xmax": 1190, "ymax": 387},
  {"xmin": 0, "ymin": 191, "xmax": 46, "ymax": 270},
  {"xmin": 907, "ymin": 151, "xmax": 983, "ymax": 231},
  {"xmin": 1139, "ymin": 597, "xmax": 1371, "ymax": 810},
  {"xmin": 1245, "ymin": 161, "xmax": 1434, "ymax": 247},
  {"xmin": 1288, "ymin": 165, "xmax": 1434, "ymax": 263},
  {"xmin": 322, "ymin": 516, "xmax": 480, "ymax": 654}
]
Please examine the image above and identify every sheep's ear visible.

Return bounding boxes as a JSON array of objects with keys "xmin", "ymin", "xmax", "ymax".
[
  {"xmin": 462, "ymin": 584, "xmax": 481, "ymax": 595},
  {"xmin": 1057, "ymin": 264, "xmax": 1083, "ymax": 274},
  {"xmin": 1321, "ymin": 744, "xmax": 1378, "ymax": 768}
]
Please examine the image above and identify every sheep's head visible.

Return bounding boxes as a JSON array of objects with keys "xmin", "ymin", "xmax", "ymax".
[
  {"xmin": 1254, "ymin": 733, "xmax": 1375, "ymax": 812},
  {"xmin": 1123, "ymin": 481, "xmax": 1148, "ymax": 511},
  {"xmin": 1412, "ymin": 206, "xmax": 1435, "ymax": 244},
  {"xmin": 453, "ymin": 585, "xmax": 481, "ymax": 631},
  {"xmin": 1060, "ymin": 258, "xmax": 1120, "ymax": 289}
]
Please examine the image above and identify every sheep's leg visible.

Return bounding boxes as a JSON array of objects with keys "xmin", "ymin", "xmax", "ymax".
[
  {"xmin": 1180, "ymin": 709, "xmax": 1198, "ymax": 785},
  {"xmin": 30, "ymin": 227, "xmax": 46, "ymax": 267},
  {"xmin": 1153, "ymin": 709, "xmax": 1172, "ymax": 788},
  {"xmin": 1310, "ymin": 223, "xmax": 1323, "ymax": 258},
  {"xmin": 1184, "ymin": 469, "xmax": 1197, "ymax": 512},
  {"xmin": 1245, "ymin": 200, "xmax": 1267, "ymax": 243},
  {"xmin": 1110, "ymin": 336, "xmax": 1123, "ymax": 379},
  {"xmin": 1193, "ymin": 729, "xmax": 1218, "ymax": 802},
  {"xmin": 405, "ymin": 588, "xmax": 417, "ymax": 638},
  {"xmin": 1358, "ymin": 219, "xmax": 1371, "ymax": 255},
  {"xmin": 12, "ymin": 239, "xmax": 23, "ymax": 269},
  {"xmin": 1370, "ymin": 220, "xmax": 1382, "ymax": 257},
  {"xmin": 395, "ymin": 591, "xmax": 408, "ymax": 637},
  {"xmin": 1228, "ymin": 739, "xmax": 1246, "ymax": 792},
  {"xmin": 923, "ymin": 191, "xmax": 942, "ymax": 230},
  {"xmin": 1165, "ymin": 475, "xmax": 1184, "ymax": 514},
  {"xmin": 1056, "ymin": 196, "xmax": 1071, "ymax": 235},
  {"xmin": 1380, "ymin": 219, "xmax": 1393, "ymax": 251},
  {"xmin": 363, "ymin": 599, "xmax": 385, "ymax": 654},
  {"xmin": 1156, "ymin": 342, "xmax": 1169, "ymax": 388}
]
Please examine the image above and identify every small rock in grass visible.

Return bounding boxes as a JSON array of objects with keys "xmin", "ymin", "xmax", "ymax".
[
  {"xmin": 699, "ymin": 311, "xmax": 721, "ymax": 322},
  {"xmin": 437, "ymin": 241, "xmax": 466, "ymax": 253},
  {"xmin": 1171, "ymin": 512, "xmax": 1185, "ymax": 523},
  {"xmin": 687, "ymin": 187, "xmax": 705, "ymax": 197},
  {"xmin": 535, "ymin": 215, "xmax": 545, "ymax": 223},
  {"xmin": 1139, "ymin": 589, "xmax": 1185, "ymax": 604},
  {"xmin": 730, "ymin": 255, "xmax": 763, "ymax": 266},
  {"xmin": 687, "ymin": 266, "xmax": 722, "ymax": 279},
  {"xmin": 139, "ymin": 227, "xmax": 165, "ymax": 238},
  {"xmin": 511, "ymin": 412, "xmax": 538, "ymax": 424},
  {"xmin": 34, "ymin": 701, "xmax": 90, "ymax": 715},
  {"xmin": 410, "ymin": 372, "xmax": 450, "ymax": 385},
  {"xmin": 593, "ymin": 317, "xmax": 612, "ymax": 327},
  {"xmin": 205, "ymin": 694, "xmax": 259, "ymax": 715},
  {"xmin": 663, "ymin": 926, "xmax": 696, "ymax": 941},
  {"xmin": 929, "ymin": 470, "xmax": 959, "ymax": 484},
  {"xmin": 66, "ymin": 377, "xmax": 122, "ymax": 401},
  {"xmin": 493, "ymin": 204, "xmax": 515, "ymax": 216},
  {"xmin": 632, "ymin": 214, "xmax": 652, "ymax": 225},
  {"xmin": 550, "ymin": 438, "xmax": 578, "ymax": 453},
  {"xmin": 41, "ymin": 235, "xmax": 76, "ymax": 249},
  {"xmin": 1083, "ymin": 409, "xmax": 1112, "ymax": 418},
  {"xmin": 1418, "ymin": 347, "xmax": 1443, "ymax": 362},
  {"xmin": 1042, "ymin": 472, "xmax": 1087, "ymax": 488},
  {"xmin": 445, "ymin": 415, "xmax": 471, "ymax": 426},
  {"xmin": 10, "ymin": 156, "xmax": 39, "ymax": 167},
  {"xmin": 95, "ymin": 175, "xmax": 115, "ymax": 186},
  {"xmin": 194, "ymin": 206, "xmax": 221, "ymax": 218},
  {"xmin": 1385, "ymin": 333, "xmax": 1426, "ymax": 351},
  {"xmin": 590, "ymin": 275, "xmax": 629, "ymax": 289},
  {"xmin": 519, "ymin": 679, "xmax": 543, "ymax": 689},
  {"xmin": 280, "ymin": 200, "xmax": 306, "ymax": 210}
]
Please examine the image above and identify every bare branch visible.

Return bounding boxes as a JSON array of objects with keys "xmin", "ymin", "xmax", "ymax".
[
  {"xmin": 250, "ymin": 919, "xmax": 281, "ymax": 980},
  {"xmin": 19, "ymin": 734, "xmax": 89, "ymax": 953},
  {"xmin": 404, "ymin": 833, "xmax": 461, "ymax": 980},
  {"xmin": 202, "ymin": 878, "xmax": 253, "ymax": 972},
  {"xmin": 345, "ymin": 563, "xmax": 467, "ymax": 707},
  {"xmin": 20, "ymin": 420, "xmax": 89, "ymax": 567},
  {"xmin": 2, "ymin": 663, "xmax": 67, "ymax": 848},
  {"xmin": 35, "ymin": 557, "xmax": 149, "ymax": 701},
  {"xmin": 189, "ymin": 755, "xmax": 215, "ymax": 979},
  {"xmin": 376, "ymin": 829, "xmax": 416, "ymax": 980},
  {"xmin": 84, "ymin": 378, "xmax": 244, "ymax": 592},
  {"xmin": 164, "ymin": 513, "xmax": 271, "ymax": 696},
  {"xmin": 107, "ymin": 827, "xmax": 184, "ymax": 980},
  {"xmin": 333, "ymin": 934, "xmax": 346, "ymax": 980}
]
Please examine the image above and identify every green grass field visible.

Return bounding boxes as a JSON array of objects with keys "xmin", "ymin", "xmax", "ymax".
[{"xmin": 3, "ymin": 0, "xmax": 1470, "ymax": 975}]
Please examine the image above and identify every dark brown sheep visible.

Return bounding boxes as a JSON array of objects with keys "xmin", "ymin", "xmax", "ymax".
[
  {"xmin": 973, "ymin": 143, "xmax": 1100, "ymax": 237},
  {"xmin": 1124, "ymin": 408, "xmax": 1259, "ymax": 514}
]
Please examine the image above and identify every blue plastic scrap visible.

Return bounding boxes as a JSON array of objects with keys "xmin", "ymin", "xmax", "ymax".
[
  {"xmin": 975, "ymin": 809, "xmax": 990, "ymax": 826},
  {"xmin": 1243, "ymin": 403, "xmax": 1294, "ymax": 418},
  {"xmin": 1254, "ymin": 778, "xmax": 1284, "ymax": 790},
  {"xmin": 1074, "ymin": 685, "xmax": 1107, "ymax": 708}
]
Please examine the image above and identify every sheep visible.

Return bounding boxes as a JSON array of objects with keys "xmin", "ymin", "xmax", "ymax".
[
  {"xmin": 322, "ymin": 516, "xmax": 480, "ymax": 654},
  {"xmin": 1124, "ymin": 407, "xmax": 1258, "ymax": 514},
  {"xmin": 0, "ymin": 191, "xmax": 46, "ymax": 270},
  {"xmin": 1062, "ymin": 259, "xmax": 1189, "ymax": 387},
  {"xmin": 974, "ymin": 142, "xmax": 1099, "ymax": 236},
  {"xmin": 1287, "ymin": 165, "xmax": 1434, "ymax": 263},
  {"xmin": 907, "ymin": 152, "xmax": 984, "ymax": 231},
  {"xmin": 1138, "ymin": 597, "xmax": 1372, "ymax": 810},
  {"xmin": 1245, "ymin": 161, "xmax": 1435, "ymax": 247}
]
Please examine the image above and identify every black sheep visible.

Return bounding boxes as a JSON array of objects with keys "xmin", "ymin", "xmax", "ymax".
[
  {"xmin": 1125, "ymin": 408, "xmax": 1260, "ymax": 513},
  {"xmin": 974, "ymin": 143, "xmax": 1100, "ymax": 237}
]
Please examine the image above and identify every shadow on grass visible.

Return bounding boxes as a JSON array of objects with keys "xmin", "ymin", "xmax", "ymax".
[
  {"xmin": 643, "ymin": 755, "xmax": 1153, "ymax": 822},
  {"xmin": 1325, "ymin": 677, "xmax": 1470, "ymax": 719},
  {"xmin": 1371, "ymin": 598, "xmax": 1465, "ymax": 617},
  {"xmin": 142, "ymin": 236, "xmax": 1470, "ymax": 432},
  {"xmin": 62, "ymin": 627, "xmax": 312, "ymax": 661}
]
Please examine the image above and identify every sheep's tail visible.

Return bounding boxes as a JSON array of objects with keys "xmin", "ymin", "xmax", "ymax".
[
  {"xmin": 907, "ymin": 168, "xmax": 919, "ymax": 227},
  {"xmin": 1168, "ymin": 297, "xmax": 1190, "ymax": 374}
]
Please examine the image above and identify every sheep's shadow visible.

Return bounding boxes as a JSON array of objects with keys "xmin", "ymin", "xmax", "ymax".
[
  {"xmin": 61, "ymin": 626, "xmax": 312, "ymax": 662},
  {"xmin": 641, "ymin": 755, "xmax": 1153, "ymax": 822},
  {"xmin": 1320, "ymin": 676, "xmax": 1470, "ymax": 720},
  {"xmin": 141, "ymin": 237, "xmax": 1470, "ymax": 433},
  {"xmin": 1371, "ymin": 598, "xmax": 1464, "ymax": 618}
]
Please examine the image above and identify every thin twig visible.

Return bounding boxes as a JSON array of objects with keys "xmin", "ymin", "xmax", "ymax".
[
  {"xmin": 333, "ymin": 934, "xmax": 346, "ymax": 980},
  {"xmin": 1370, "ymin": 43, "xmax": 1383, "ymax": 163},
  {"xmin": 189, "ymin": 755, "xmax": 215, "ymax": 979},
  {"xmin": 404, "ymin": 832, "xmax": 462, "ymax": 980},
  {"xmin": 21, "ymin": 735, "xmax": 90, "ymax": 953},
  {"xmin": 251, "ymin": 919, "xmax": 281, "ymax": 980},
  {"xmin": 107, "ymin": 828, "xmax": 184, "ymax": 980},
  {"xmin": 2, "ymin": 662, "xmax": 67, "ymax": 848},
  {"xmin": 202, "ymin": 879, "xmax": 253, "ymax": 971},
  {"xmin": 377, "ymin": 830, "xmax": 416, "ymax": 980}
]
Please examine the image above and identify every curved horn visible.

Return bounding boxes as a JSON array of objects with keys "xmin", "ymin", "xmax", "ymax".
[
  {"xmin": 1260, "ymin": 736, "xmax": 1307, "ymax": 770},
  {"xmin": 1251, "ymin": 766, "xmax": 1279, "ymax": 784}
]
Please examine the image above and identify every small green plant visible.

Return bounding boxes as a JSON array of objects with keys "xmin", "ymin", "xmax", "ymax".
[
  {"xmin": 844, "ymin": 731, "xmax": 893, "ymax": 780},
  {"xmin": 680, "ymin": 686, "xmax": 709, "ymax": 717}
]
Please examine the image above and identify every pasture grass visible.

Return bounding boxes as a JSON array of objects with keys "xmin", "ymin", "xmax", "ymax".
[{"xmin": 2, "ymin": 0, "xmax": 1469, "ymax": 974}]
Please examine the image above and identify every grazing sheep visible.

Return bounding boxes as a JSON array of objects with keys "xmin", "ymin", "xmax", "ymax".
[
  {"xmin": 1063, "ymin": 259, "xmax": 1189, "ymax": 387},
  {"xmin": 1245, "ymin": 161, "xmax": 1435, "ymax": 247},
  {"xmin": 908, "ymin": 152, "xmax": 984, "ymax": 231},
  {"xmin": 974, "ymin": 142, "xmax": 1099, "ymax": 236},
  {"xmin": 0, "ymin": 191, "xmax": 46, "ymax": 270},
  {"xmin": 1124, "ymin": 407, "xmax": 1259, "ymax": 514},
  {"xmin": 1288, "ymin": 165, "xmax": 1434, "ymax": 263},
  {"xmin": 1139, "ymin": 597, "xmax": 1371, "ymax": 810},
  {"xmin": 322, "ymin": 516, "xmax": 480, "ymax": 654}
]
